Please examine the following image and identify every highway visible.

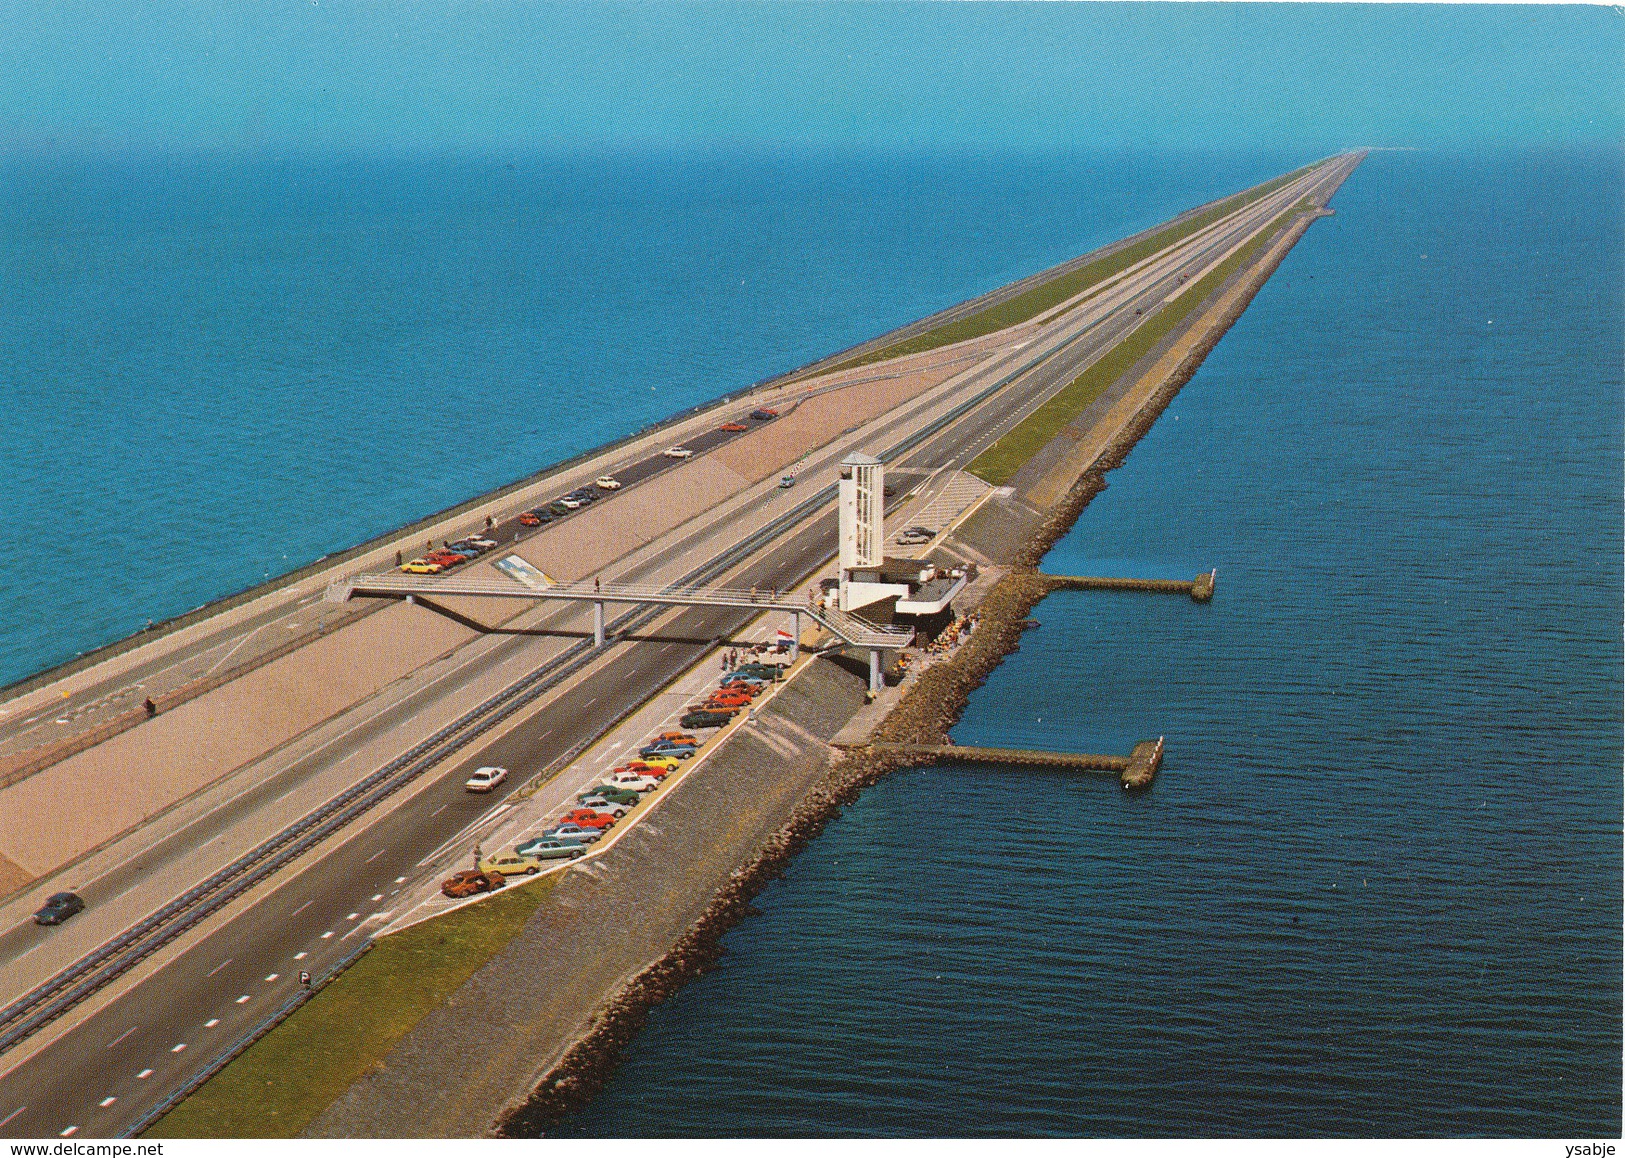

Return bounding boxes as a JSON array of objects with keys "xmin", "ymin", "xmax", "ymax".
[{"xmin": 0, "ymin": 154, "xmax": 1361, "ymax": 1138}]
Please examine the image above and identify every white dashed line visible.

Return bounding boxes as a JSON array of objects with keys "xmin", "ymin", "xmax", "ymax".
[
  {"xmin": 170, "ymin": 1043, "xmax": 186, "ymax": 1053},
  {"xmin": 371, "ymin": 894, "xmax": 384, "ymax": 902},
  {"xmin": 136, "ymin": 1069, "xmax": 153, "ymax": 1079},
  {"xmin": 264, "ymin": 974, "xmax": 278, "ymax": 982},
  {"xmin": 321, "ymin": 931, "xmax": 334, "ymax": 939},
  {"xmin": 235, "ymin": 995, "xmax": 251, "ymax": 1004},
  {"xmin": 365, "ymin": 849, "xmax": 386, "ymax": 864},
  {"xmin": 345, "ymin": 913, "xmax": 359, "ymax": 921},
  {"xmin": 294, "ymin": 951, "xmax": 308, "ymax": 960},
  {"xmin": 290, "ymin": 900, "xmax": 313, "ymax": 917},
  {"xmin": 394, "ymin": 877, "xmax": 407, "ymax": 884},
  {"xmin": 106, "ymin": 1027, "xmax": 136, "ymax": 1049},
  {"xmin": 60, "ymin": 1126, "xmax": 78, "ymax": 1137},
  {"xmin": 99, "ymin": 1097, "xmax": 116, "ymax": 1108},
  {"xmin": 205, "ymin": 958, "xmax": 233, "ymax": 977},
  {"xmin": 431, "ymin": 804, "xmax": 449, "ymax": 817},
  {"xmin": 0, "ymin": 1108, "xmax": 25, "ymax": 1130},
  {"xmin": 205, "ymin": 1019, "xmax": 220, "ymax": 1028}
]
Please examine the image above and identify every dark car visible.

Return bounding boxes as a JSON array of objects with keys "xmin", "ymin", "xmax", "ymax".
[
  {"xmin": 749, "ymin": 408, "xmax": 779, "ymax": 420},
  {"xmin": 548, "ymin": 501, "xmax": 574, "ymax": 516},
  {"xmin": 33, "ymin": 892, "xmax": 84, "ymax": 926},
  {"xmin": 719, "ymin": 422, "xmax": 748, "ymax": 432},
  {"xmin": 681, "ymin": 710, "xmax": 733, "ymax": 729}
]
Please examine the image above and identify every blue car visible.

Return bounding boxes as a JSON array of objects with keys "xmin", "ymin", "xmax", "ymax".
[
  {"xmin": 720, "ymin": 673, "xmax": 770, "ymax": 686},
  {"xmin": 640, "ymin": 743, "xmax": 697, "ymax": 759}
]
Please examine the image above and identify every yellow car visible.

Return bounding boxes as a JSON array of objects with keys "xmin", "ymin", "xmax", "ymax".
[
  {"xmin": 627, "ymin": 756, "xmax": 681, "ymax": 773},
  {"xmin": 401, "ymin": 559, "xmax": 443, "ymax": 574}
]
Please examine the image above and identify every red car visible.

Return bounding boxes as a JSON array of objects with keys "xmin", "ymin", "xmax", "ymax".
[
  {"xmin": 749, "ymin": 408, "xmax": 778, "ymax": 420},
  {"xmin": 719, "ymin": 422, "xmax": 748, "ymax": 432},
  {"xmin": 425, "ymin": 552, "xmax": 465, "ymax": 567},
  {"xmin": 558, "ymin": 808, "xmax": 616, "ymax": 829},
  {"xmin": 519, "ymin": 511, "xmax": 541, "ymax": 527},
  {"xmin": 693, "ymin": 702, "xmax": 742, "ymax": 716},
  {"xmin": 618, "ymin": 761, "xmax": 673, "ymax": 779}
]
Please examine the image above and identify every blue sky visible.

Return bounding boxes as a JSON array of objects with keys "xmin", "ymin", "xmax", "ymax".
[{"xmin": 1, "ymin": 2, "xmax": 1618, "ymax": 154}]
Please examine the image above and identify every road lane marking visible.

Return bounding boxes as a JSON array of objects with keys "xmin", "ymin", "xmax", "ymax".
[
  {"xmin": 170, "ymin": 1043, "xmax": 186, "ymax": 1053},
  {"xmin": 235, "ymin": 995, "xmax": 251, "ymax": 1004},
  {"xmin": 371, "ymin": 894, "xmax": 384, "ymax": 901},
  {"xmin": 136, "ymin": 1070, "xmax": 153, "ymax": 1079},
  {"xmin": 60, "ymin": 1126, "xmax": 78, "ymax": 1136},
  {"xmin": 431, "ymin": 804, "xmax": 449, "ymax": 817},
  {"xmin": 264, "ymin": 974, "xmax": 279, "ymax": 982},
  {"xmin": 321, "ymin": 931, "xmax": 334, "ymax": 939},
  {"xmin": 205, "ymin": 1018, "xmax": 220, "ymax": 1028},
  {"xmin": 365, "ymin": 849, "xmax": 386, "ymax": 864},
  {"xmin": 290, "ymin": 900, "xmax": 313, "ymax": 917},
  {"xmin": 395, "ymin": 876, "xmax": 407, "ymax": 884},
  {"xmin": 345, "ymin": 913, "xmax": 359, "ymax": 921},
  {"xmin": 205, "ymin": 958, "xmax": 233, "ymax": 977},
  {"xmin": 294, "ymin": 951, "xmax": 308, "ymax": 960},
  {"xmin": 0, "ymin": 1107, "xmax": 25, "ymax": 1129},
  {"xmin": 106, "ymin": 1026, "xmax": 137, "ymax": 1049},
  {"xmin": 99, "ymin": 1097, "xmax": 116, "ymax": 1108}
]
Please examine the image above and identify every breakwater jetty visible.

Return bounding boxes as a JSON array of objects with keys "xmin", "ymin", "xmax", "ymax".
[
  {"xmin": 870, "ymin": 739, "xmax": 1164, "ymax": 790},
  {"xmin": 1043, "ymin": 568, "xmax": 1216, "ymax": 602}
]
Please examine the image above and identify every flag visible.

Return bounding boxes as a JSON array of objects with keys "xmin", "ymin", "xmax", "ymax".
[{"xmin": 775, "ymin": 628, "xmax": 794, "ymax": 651}]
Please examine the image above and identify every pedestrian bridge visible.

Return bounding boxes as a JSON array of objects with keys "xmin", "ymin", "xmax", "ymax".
[{"xmin": 328, "ymin": 572, "xmax": 913, "ymax": 685}]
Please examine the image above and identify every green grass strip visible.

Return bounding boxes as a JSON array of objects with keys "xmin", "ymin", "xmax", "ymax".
[
  {"xmin": 145, "ymin": 877, "xmax": 556, "ymax": 1139},
  {"xmin": 820, "ymin": 164, "xmax": 1315, "ymax": 376},
  {"xmin": 966, "ymin": 205, "xmax": 1297, "ymax": 487}
]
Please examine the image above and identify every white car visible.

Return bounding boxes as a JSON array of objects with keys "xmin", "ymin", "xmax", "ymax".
[
  {"xmin": 595, "ymin": 476, "xmax": 621, "ymax": 490},
  {"xmin": 464, "ymin": 766, "xmax": 508, "ymax": 793},
  {"xmin": 605, "ymin": 770, "xmax": 660, "ymax": 793},
  {"xmin": 662, "ymin": 446, "xmax": 694, "ymax": 459},
  {"xmin": 462, "ymin": 536, "xmax": 497, "ymax": 550},
  {"xmin": 556, "ymin": 495, "xmax": 583, "ymax": 509}
]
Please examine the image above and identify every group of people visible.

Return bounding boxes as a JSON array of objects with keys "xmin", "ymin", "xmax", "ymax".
[{"xmin": 922, "ymin": 613, "xmax": 977, "ymax": 656}]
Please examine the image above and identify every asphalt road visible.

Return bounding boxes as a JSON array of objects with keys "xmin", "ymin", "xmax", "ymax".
[{"xmin": 0, "ymin": 154, "xmax": 1361, "ymax": 1139}]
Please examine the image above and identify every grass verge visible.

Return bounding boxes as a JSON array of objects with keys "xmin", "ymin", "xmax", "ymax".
[
  {"xmin": 144, "ymin": 876, "xmax": 557, "ymax": 1139},
  {"xmin": 966, "ymin": 205, "xmax": 1298, "ymax": 486},
  {"xmin": 821, "ymin": 165, "xmax": 1315, "ymax": 376}
]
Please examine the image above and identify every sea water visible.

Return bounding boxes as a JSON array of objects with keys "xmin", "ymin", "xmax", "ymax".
[{"xmin": 546, "ymin": 148, "xmax": 1623, "ymax": 1137}]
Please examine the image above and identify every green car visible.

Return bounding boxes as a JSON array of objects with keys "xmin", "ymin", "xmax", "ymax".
[{"xmin": 578, "ymin": 785, "xmax": 641, "ymax": 806}]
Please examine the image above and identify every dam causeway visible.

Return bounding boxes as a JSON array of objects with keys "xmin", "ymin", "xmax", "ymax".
[{"xmin": 868, "ymin": 737, "xmax": 1165, "ymax": 790}]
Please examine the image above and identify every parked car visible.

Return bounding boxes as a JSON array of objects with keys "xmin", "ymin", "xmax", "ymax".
[
  {"xmin": 425, "ymin": 552, "xmax": 466, "ymax": 567},
  {"xmin": 555, "ymin": 495, "xmax": 583, "ymax": 510},
  {"xmin": 639, "ymin": 745, "xmax": 695, "ymax": 761},
  {"xmin": 663, "ymin": 446, "xmax": 694, "ymax": 459},
  {"xmin": 656, "ymin": 731, "xmax": 698, "ymax": 745},
  {"xmin": 575, "ymin": 793, "xmax": 635, "ymax": 816},
  {"xmin": 681, "ymin": 711, "xmax": 733, "ymax": 729},
  {"xmin": 718, "ymin": 422, "xmax": 748, "ymax": 432},
  {"xmin": 33, "ymin": 891, "xmax": 84, "ymax": 926},
  {"xmin": 567, "ymin": 488, "xmax": 598, "ymax": 503},
  {"xmin": 548, "ymin": 501, "xmax": 574, "ymax": 516},
  {"xmin": 401, "ymin": 559, "xmax": 443, "ymax": 574},
  {"xmin": 460, "ymin": 537, "xmax": 498, "ymax": 550},
  {"xmin": 720, "ymin": 674, "xmax": 769, "ymax": 687},
  {"xmin": 621, "ymin": 761, "xmax": 675, "ymax": 779},
  {"xmin": 510, "ymin": 838, "xmax": 585, "ymax": 862},
  {"xmin": 479, "ymin": 852, "xmax": 550, "ymax": 876},
  {"xmin": 439, "ymin": 545, "xmax": 481, "ymax": 559},
  {"xmin": 595, "ymin": 476, "xmax": 621, "ymax": 490},
  {"xmin": 519, "ymin": 511, "xmax": 542, "ymax": 527},
  {"xmin": 465, "ymin": 765, "xmax": 508, "ymax": 793},
  {"xmin": 441, "ymin": 870, "xmax": 505, "ymax": 898},
  {"xmin": 749, "ymin": 408, "xmax": 779, "ymax": 420},
  {"xmin": 779, "ymin": 475, "xmax": 797, "ymax": 488},
  {"xmin": 539, "ymin": 823, "xmax": 603, "ymax": 845},
  {"xmin": 693, "ymin": 703, "xmax": 742, "ymax": 717},
  {"xmin": 577, "ymin": 785, "xmax": 641, "ymax": 806},
  {"xmin": 606, "ymin": 770, "xmax": 660, "ymax": 792},
  {"xmin": 558, "ymin": 808, "xmax": 616, "ymax": 829}
]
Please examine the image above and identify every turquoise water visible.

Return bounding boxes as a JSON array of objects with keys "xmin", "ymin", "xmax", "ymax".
[
  {"xmin": 0, "ymin": 147, "xmax": 1306, "ymax": 687},
  {"xmin": 546, "ymin": 148, "xmax": 1623, "ymax": 1137}
]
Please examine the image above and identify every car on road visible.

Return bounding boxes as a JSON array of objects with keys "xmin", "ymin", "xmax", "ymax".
[
  {"xmin": 558, "ymin": 808, "xmax": 616, "ymax": 829},
  {"xmin": 681, "ymin": 711, "xmax": 733, "ymax": 729},
  {"xmin": 510, "ymin": 839, "xmax": 585, "ymax": 863},
  {"xmin": 401, "ymin": 559, "xmax": 443, "ymax": 574},
  {"xmin": 479, "ymin": 852, "xmax": 550, "ymax": 876},
  {"xmin": 896, "ymin": 529, "xmax": 933, "ymax": 545},
  {"xmin": 464, "ymin": 765, "xmax": 509, "ymax": 793},
  {"xmin": 663, "ymin": 446, "xmax": 694, "ymax": 459},
  {"xmin": 779, "ymin": 475, "xmax": 796, "ymax": 488},
  {"xmin": 441, "ymin": 870, "xmax": 505, "ymax": 898},
  {"xmin": 749, "ymin": 408, "xmax": 779, "ymax": 420},
  {"xmin": 594, "ymin": 476, "xmax": 621, "ymax": 490},
  {"xmin": 539, "ymin": 823, "xmax": 604, "ymax": 845},
  {"xmin": 33, "ymin": 892, "xmax": 84, "ymax": 926},
  {"xmin": 718, "ymin": 422, "xmax": 748, "ymax": 432},
  {"xmin": 575, "ymin": 794, "xmax": 635, "ymax": 816}
]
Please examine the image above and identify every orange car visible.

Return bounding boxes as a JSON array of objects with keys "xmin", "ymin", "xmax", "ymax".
[
  {"xmin": 656, "ymin": 731, "xmax": 698, "ymax": 744},
  {"xmin": 719, "ymin": 422, "xmax": 748, "ymax": 432},
  {"xmin": 441, "ymin": 870, "xmax": 506, "ymax": 898}
]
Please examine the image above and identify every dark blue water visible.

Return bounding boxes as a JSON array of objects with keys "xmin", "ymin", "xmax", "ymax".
[
  {"xmin": 548, "ymin": 148, "xmax": 1624, "ymax": 1137},
  {"xmin": 0, "ymin": 146, "xmax": 1306, "ymax": 687}
]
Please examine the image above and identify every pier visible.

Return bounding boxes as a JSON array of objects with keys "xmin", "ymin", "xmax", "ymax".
[
  {"xmin": 871, "ymin": 739, "xmax": 1163, "ymax": 789},
  {"xmin": 1043, "ymin": 568, "xmax": 1215, "ymax": 602}
]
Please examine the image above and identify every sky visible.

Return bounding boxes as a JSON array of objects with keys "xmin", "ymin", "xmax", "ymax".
[{"xmin": 0, "ymin": 2, "xmax": 1618, "ymax": 155}]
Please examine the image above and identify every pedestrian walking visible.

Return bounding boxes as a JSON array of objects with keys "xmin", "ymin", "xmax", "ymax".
[
  {"xmin": 594, "ymin": 577, "xmax": 601, "ymax": 593},
  {"xmin": 396, "ymin": 550, "xmax": 403, "ymax": 567},
  {"xmin": 486, "ymin": 515, "xmax": 495, "ymax": 530}
]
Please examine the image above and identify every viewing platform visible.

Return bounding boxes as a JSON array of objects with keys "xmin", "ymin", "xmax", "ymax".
[
  {"xmin": 1043, "ymin": 569, "xmax": 1215, "ymax": 602},
  {"xmin": 870, "ymin": 737, "xmax": 1163, "ymax": 790}
]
